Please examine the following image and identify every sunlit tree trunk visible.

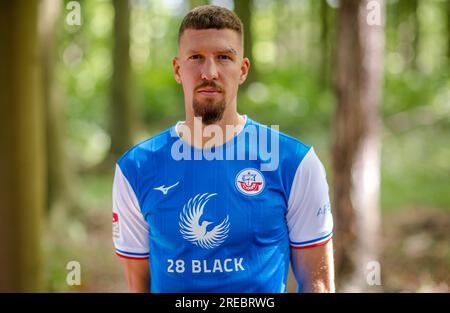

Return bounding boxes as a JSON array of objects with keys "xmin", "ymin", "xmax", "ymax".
[
  {"xmin": 332, "ymin": 0, "xmax": 385, "ymax": 291},
  {"xmin": 40, "ymin": 0, "xmax": 79, "ymax": 216},
  {"xmin": 234, "ymin": 0, "xmax": 257, "ymax": 86},
  {"xmin": 0, "ymin": 0, "xmax": 44, "ymax": 292}
]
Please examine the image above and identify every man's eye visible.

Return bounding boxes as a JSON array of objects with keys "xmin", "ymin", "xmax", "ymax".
[
  {"xmin": 218, "ymin": 55, "xmax": 231, "ymax": 60},
  {"xmin": 190, "ymin": 55, "xmax": 202, "ymax": 60}
]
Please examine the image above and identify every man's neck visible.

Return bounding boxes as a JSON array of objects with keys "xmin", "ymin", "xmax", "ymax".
[{"xmin": 179, "ymin": 111, "xmax": 246, "ymax": 149}]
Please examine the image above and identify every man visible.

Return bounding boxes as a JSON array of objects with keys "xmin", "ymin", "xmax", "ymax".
[{"xmin": 112, "ymin": 5, "xmax": 334, "ymax": 293}]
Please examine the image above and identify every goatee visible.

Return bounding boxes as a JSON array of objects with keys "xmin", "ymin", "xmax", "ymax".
[{"xmin": 193, "ymin": 97, "xmax": 226, "ymax": 125}]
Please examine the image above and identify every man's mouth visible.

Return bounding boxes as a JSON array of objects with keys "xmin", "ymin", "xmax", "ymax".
[{"xmin": 197, "ymin": 89, "xmax": 221, "ymax": 96}]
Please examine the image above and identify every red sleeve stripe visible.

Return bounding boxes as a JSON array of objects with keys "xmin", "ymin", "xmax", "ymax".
[{"xmin": 290, "ymin": 234, "xmax": 333, "ymax": 250}]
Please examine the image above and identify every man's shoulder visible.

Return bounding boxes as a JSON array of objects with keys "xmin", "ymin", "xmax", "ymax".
[{"xmin": 248, "ymin": 117, "xmax": 312, "ymax": 159}]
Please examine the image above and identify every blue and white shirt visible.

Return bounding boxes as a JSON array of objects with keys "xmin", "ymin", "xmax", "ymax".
[{"xmin": 112, "ymin": 115, "xmax": 333, "ymax": 292}]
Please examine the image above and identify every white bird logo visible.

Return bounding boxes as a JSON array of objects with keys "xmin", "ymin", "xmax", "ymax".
[{"xmin": 179, "ymin": 193, "xmax": 230, "ymax": 249}]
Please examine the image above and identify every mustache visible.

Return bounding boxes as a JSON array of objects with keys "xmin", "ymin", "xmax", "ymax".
[{"xmin": 195, "ymin": 81, "xmax": 223, "ymax": 92}]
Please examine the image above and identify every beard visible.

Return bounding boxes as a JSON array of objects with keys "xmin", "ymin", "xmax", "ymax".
[{"xmin": 192, "ymin": 94, "xmax": 226, "ymax": 125}]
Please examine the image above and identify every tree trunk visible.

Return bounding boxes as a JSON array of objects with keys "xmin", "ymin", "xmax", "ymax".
[
  {"xmin": 332, "ymin": 0, "xmax": 385, "ymax": 291},
  {"xmin": 0, "ymin": 0, "xmax": 45, "ymax": 292},
  {"xmin": 447, "ymin": 0, "xmax": 450, "ymax": 60},
  {"xmin": 410, "ymin": 0, "xmax": 419, "ymax": 69},
  {"xmin": 234, "ymin": 0, "xmax": 257, "ymax": 86},
  {"xmin": 398, "ymin": 0, "xmax": 420, "ymax": 69},
  {"xmin": 40, "ymin": 0, "xmax": 79, "ymax": 216},
  {"xmin": 109, "ymin": 0, "xmax": 134, "ymax": 162},
  {"xmin": 320, "ymin": 0, "xmax": 330, "ymax": 86}
]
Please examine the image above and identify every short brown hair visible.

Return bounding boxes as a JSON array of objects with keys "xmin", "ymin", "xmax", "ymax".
[{"xmin": 178, "ymin": 5, "xmax": 243, "ymax": 44}]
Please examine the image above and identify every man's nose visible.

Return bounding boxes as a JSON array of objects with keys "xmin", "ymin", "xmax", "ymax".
[{"xmin": 200, "ymin": 57, "xmax": 219, "ymax": 80}]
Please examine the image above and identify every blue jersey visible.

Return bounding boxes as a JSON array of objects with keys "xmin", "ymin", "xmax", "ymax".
[{"xmin": 112, "ymin": 115, "xmax": 333, "ymax": 292}]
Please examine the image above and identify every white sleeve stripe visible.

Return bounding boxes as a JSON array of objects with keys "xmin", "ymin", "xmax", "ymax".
[
  {"xmin": 115, "ymin": 251, "xmax": 149, "ymax": 260},
  {"xmin": 115, "ymin": 248, "xmax": 149, "ymax": 258},
  {"xmin": 290, "ymin": 231, "xmax": 333, "ymax": 247},
  {"xmin": 114, "ymin": 242, "xmax": 149, "ymax": 255}
]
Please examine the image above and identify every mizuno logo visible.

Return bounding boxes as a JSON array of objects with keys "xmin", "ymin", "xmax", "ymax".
[
  {"xmin": 179, "ymin": 193, "xmax": 230, "ymax": 249},
  {"xmin": 154, "ymin": 181, "xmax": 179, "ymax": 195}
]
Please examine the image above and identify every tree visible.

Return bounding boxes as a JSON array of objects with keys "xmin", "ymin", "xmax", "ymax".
[
  {"xmin": 40, "ymin": 0, "xmax": 79, "ymax": 216},
  {"xmin": 320, "ymin": 0, "xmax": 330, "ymax": 85},
  {"xmin": 109, "ymin": 0, "xmax": 135, "ymax": 163},
  {"xmin": 234, "ymin": 0, "xmax": 257, "ymax": 86},
  {"xmin": 332, "ymin": 0, "xmax": 385, "ymax": 291},
  {"xmin": 447, "ymin": 0, "xmax": 450, "ymax": 60},
  {"xmin": 410, "ymin": 0, "xmax": 419, "ymax": 69},
  {"xmin": 315, "ymin": 0, "xmax": 335, "ymax": 87},
  {"xmin": 0, "ymin": 0, "xmax": 45, "ymax": 292},
  {"xmin": 398, "ymin": 0, "xmax": 420, "ymax": 69}
]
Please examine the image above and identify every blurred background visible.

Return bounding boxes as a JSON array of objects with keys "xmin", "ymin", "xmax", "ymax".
[{"xmin": 0, "ymin": 0, "xmax": 449, "ymax": 292}]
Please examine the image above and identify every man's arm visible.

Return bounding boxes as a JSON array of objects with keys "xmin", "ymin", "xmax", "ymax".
[
  {"xmin": 121, "ymin": 258, "xmax": 150, "ymax": 292},
  {"xmin": 290, "ymin": 239, "xmax": 335, "ymax": 293},
  {"xmin": 113, "ymin": 164, "xmax": 151, "ymax": 292}
]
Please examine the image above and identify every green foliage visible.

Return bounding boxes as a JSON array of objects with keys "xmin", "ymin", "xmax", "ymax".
[
  {"xmin": 56, "ymin": 0, "xmax": 450, "ymax": 211},
  {"xmin": 381, "ymin": 123, "xmax": 450, "ymax": 212},
  {"xmin": 42, "ymin": 0, "xmax": 450, "ymax": 292}
]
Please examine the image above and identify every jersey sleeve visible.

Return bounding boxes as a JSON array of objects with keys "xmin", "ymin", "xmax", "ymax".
[
  {"xmin": 286, "ymin": 147, "xmax": 333, "ymax": 249},
  {"xmin": 112, "ymin": 164, "xmax": 149, "ymax": 259}
]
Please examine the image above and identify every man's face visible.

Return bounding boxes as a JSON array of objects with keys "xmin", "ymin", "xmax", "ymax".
[{"xmin": 173, "ymin": 28, "xmax": 250, "ymax": 125}]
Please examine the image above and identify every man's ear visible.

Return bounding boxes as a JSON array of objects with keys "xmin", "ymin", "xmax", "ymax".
[
  {"xmin": 239, "ymin": 57, "xmax": 250, "ymax": 85},
  {"xmin": 172, "ymin": 57, "xmax": 182, "ymax": 84}
]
